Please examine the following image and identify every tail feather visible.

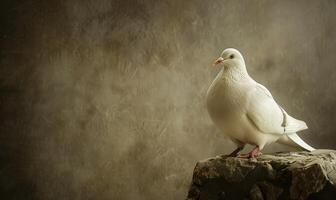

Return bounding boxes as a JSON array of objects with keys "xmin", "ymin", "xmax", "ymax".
[
  {"xmin": 284, "ymin": 114, "xmax": 308, "ymax": 133},
  {"xmin": 287, "ymin": 133, "xmax": 315, "ymax": 151}
]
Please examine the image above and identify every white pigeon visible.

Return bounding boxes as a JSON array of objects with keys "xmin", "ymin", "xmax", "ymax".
[{"xmin": 206, "ymin": 48, "xmax": 315, "ymax": 158}]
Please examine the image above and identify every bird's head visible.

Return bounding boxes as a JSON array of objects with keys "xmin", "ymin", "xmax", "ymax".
[{"xmin": 213, "ymin": 48, "xmax": 245, "ymax": 69}]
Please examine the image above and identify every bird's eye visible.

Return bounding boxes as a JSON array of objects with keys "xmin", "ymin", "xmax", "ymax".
[{"xmin": 230, "ymin": 54, "xmax": 234, "ymax": 59}]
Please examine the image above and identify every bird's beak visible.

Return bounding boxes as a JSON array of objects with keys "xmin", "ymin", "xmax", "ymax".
[{"xmin": 213, "ymin": 57, "xmax": 224, "ymax": 66}]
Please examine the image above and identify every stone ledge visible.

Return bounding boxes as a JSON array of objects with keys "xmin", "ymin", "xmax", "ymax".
[{"xmin": 186, "ymin": 150, "xmax": 336, "ymax": 200}]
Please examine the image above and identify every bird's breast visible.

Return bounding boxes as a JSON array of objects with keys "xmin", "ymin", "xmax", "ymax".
[{"xmin": 206, "ymin": 78, "xmax": 249, "ymax": 122}]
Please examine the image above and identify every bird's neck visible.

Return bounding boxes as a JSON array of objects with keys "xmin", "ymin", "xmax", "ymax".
[{"xmin": 220, "ymin": 65, "xmax": 250, "ymax": 82}]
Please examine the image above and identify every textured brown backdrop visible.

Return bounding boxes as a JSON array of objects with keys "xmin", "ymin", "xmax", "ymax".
[{"xmin": 1, "ymin": 0, "xmax": 336, "ymax": 199}]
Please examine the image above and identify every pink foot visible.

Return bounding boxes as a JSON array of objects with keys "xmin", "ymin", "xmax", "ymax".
[{"xmin": 237, "ymin": 147, "xmax": 262, "ymax": 158}]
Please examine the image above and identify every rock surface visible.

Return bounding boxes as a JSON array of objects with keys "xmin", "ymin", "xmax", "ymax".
[{"xmin": 186, "ymin": 150, "xmax": 336, "ymax": 200}]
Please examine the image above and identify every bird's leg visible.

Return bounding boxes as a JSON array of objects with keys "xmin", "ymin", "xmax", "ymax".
[
  {"xmin": 221, "ymin": 144, "xmax": 245, "ymax": 158},
  {"xmin": 228, "ymin": 145, "xmax": 245, "ymax": 157},
  {"xmin": 238, "ymin": 146, "xmax": 262, "ymax": 158}
]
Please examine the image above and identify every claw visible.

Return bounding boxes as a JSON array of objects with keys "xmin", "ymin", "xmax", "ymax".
[{"xmin": 237, "ymin": 147, "xmax": 262, "ymax": 158}]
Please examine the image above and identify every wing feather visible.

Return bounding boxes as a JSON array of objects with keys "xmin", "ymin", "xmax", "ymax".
[{"xmin": 246, "ymin": 83, "xmax": 307, "ymax": 135}]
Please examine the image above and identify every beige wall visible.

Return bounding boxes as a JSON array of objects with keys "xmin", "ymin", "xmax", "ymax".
[{"xmin": 1, "ymin": 0, "xmax": 336, "ymax": 199}]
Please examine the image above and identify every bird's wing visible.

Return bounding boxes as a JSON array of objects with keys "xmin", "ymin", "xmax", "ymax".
[{"xmin": 246, "ymin": 83, "xmax": 307, "ymax": 135}]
